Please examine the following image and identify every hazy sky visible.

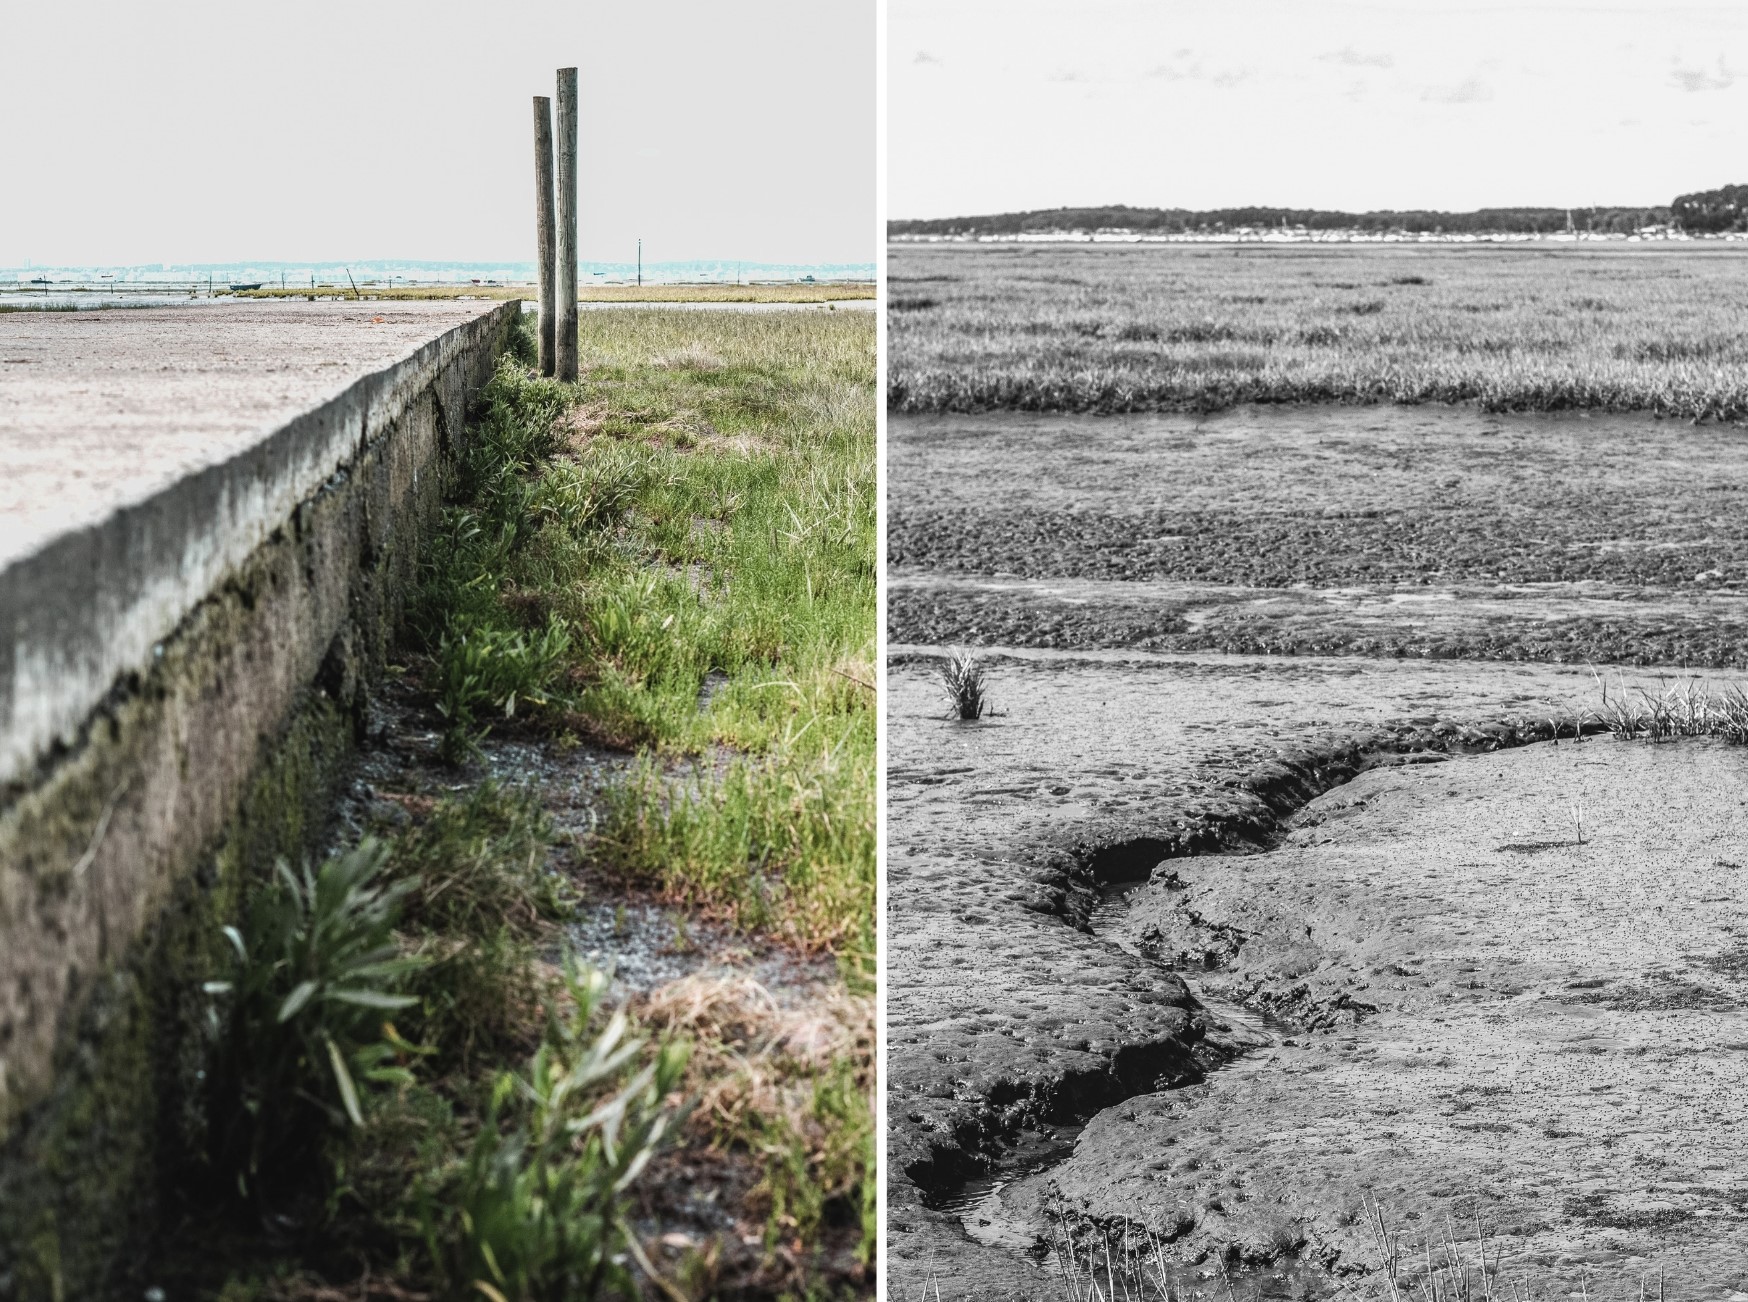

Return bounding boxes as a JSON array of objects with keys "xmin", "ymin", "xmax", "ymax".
[
  {"xmin": 1, "ymin": 0, "xmax": 874, "ymax": 267},
  {"xmin": 891, "ymin": 0, "xmax": 1748, "ymax": 218}
]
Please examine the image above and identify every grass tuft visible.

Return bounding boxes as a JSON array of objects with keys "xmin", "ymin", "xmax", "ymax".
[
  {"xmin": 1590, "ymin": 672, "xmax": 1748, "ymax": 744},
  {"xmin": 940, "ymin": 651, "xmax": 989, "ymax": 720},
  {"xmin": 418, "ymin": 961, "xmax": 690, "ymax": 1301}
]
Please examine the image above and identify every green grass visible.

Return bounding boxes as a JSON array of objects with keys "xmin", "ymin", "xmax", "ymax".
[
  {"xmin": 154, "ymin": 310, "xmax": 874, "ymax": 1297},
  {"xmin": 386, "ymin": 782, "xmax": 566, "ymax": 1070},
  {"xmin": 754, "ymin": 1054, "xmax": 877, "ymax": 1263},
  {"xmin": 417, "ymin": 309, "xmax": 876, "ymax": 957},
  {"xmin": 889, "ymin": 242, "xmax": 1748, "ymax": 419},
  {"xmin": 233, "ymin": 282, "xmax": 874, "ymax": 303}
]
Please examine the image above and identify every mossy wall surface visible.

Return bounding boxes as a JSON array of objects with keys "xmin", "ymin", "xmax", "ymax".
[{"xmin": 0, "ymin": 303, "xmax": 516, "ymax": 1299}]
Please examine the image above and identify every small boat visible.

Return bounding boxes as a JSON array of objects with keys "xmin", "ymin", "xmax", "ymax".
[{"xmin": 229, "ymin": 282, "xmax": 264, "ymax": 292}]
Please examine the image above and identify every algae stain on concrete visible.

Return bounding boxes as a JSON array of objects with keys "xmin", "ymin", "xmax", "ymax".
[{"xmin": 0, "ymin": 303, "xmax": 516, "ymax": 1300}]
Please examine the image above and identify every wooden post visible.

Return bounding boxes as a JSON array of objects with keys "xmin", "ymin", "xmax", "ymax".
[
  {"xmin": 532, "ymin": 94, "xmax": 557, "ymax": 376},
  {"xmin": 554, "ymin": 67, "xmax": 579, "ymax": 382}
]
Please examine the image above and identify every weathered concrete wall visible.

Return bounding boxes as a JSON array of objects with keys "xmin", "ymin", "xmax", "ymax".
[{"xmin": 0, "ymin": 301, "xmax": 521, "ymax": 1295}]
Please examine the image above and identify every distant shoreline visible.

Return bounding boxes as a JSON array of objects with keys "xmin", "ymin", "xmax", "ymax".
[{"xmin": 890, "ymin": 230, "xmax": 1747, "ymax": 246}]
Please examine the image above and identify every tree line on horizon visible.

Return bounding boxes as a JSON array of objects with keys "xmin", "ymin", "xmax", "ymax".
[{"xmin": 888, "ymin": 184, "xmax": 1748, "ymax": 237}]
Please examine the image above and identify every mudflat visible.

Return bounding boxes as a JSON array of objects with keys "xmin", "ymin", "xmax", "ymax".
[
  {"xmin": 888, "ymin": 398, "xmax": 1748, "ymax": 1299},
  {"xmin": 891, "ymin": 406, "xmax": 1748, "ymax": 666},
  {"xmin": 1065, "ymin": 737, "xmax": 1748, "ymax": 1298}
]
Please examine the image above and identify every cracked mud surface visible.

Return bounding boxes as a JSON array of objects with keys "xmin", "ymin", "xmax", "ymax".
[{"xmin": 886, "ymin": 400, "xmax": 1748, "ymax": 1299}]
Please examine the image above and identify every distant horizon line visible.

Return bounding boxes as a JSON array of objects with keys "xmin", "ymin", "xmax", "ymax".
[{"xmin": 2, "ymin": 257, "xmax": 876, "ymax": 273}]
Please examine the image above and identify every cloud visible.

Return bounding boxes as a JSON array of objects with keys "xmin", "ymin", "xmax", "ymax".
[
  {"xmin": 1422, "ymin": 75, "xmax": 1493, "ymax": 104},
  {"xmin": 1147, "ymin": 50, "xmax": 1200, "ymax": 81},
  {"xmin": 1320, "ymin": 45, "xmax": 1393, "ymax": 70},
  {"xmin": 913, "ymin": 49, "xmax": 940, "ymax": 65},
  {"xmin": 1669, "ymin": 57, "xmax": 1733, "ymax": 92},
  {"xmin": 1146, "ymin": 49, "xmax": 1247, "ymax": 86}
]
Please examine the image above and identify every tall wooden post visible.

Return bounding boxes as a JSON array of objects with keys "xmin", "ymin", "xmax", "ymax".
[
  {"xmin": 555, "ymin": 67, "xmax": 579, "ymax": 382},
  {"xmin": 532, "ymin": 95, "xmax": 556, "ymax": 376}
]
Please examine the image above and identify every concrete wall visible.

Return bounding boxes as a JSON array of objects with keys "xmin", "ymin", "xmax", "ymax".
[{"xmin": 0, "ymin": 300, "xmax": 521, "ymax": 1294}]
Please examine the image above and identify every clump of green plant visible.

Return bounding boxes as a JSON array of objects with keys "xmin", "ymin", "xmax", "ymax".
[
  {"xmin": 390, "ymin": 781, "xmax": 561, "ymax": 931},
  {"xmin": 419, "ymin": 962, "xmax": 689, "ymax": 1301},
  {"xmin": 941, "ymin": 651, "xmax": 988, "ymax": 720},
  {"xmin": 753, "ymin": 1055, "xmax": 876, "ymax": 1262},
  {"xmin": 203, "ymin": 840, "xmax": 426, "ymax": 1206},
  {"xmin": 435, "ymin": 614, "xmax": 573, "ymax": 761},
  {"xmin": 405, "ymin": 353, "xmax": 580, "ymax": 760},
  {"xmin": 528, "ymin": 451, "xmax": 648, "ymax": 539},
  {"xmin": 386, "ymin": 782, "xmax": 565, "ymax": 1067}
]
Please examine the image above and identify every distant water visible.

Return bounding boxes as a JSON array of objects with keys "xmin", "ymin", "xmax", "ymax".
[
  {"xmin": 1, "ymin": 258, "xmax": 874, "ymax": 293},
  {"xmin": 0, "ymin": 291, "xmax": 240, "ymax": 310}
]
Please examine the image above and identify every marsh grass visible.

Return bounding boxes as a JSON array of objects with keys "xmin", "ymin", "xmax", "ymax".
[
  {"xmin": 601, "ymin": 737, "xmax": 874, "ymax": 955},
  {"xmin": 1589, "ymin": 672, "xmax": 1748, "ymax": 744},
  {"xmin": 889, "ymin": 244, "xmax": 1748, "ymax": 419},
  {"xmin": 940, "ymin": 652, "xmax": 989, "ymax": 720},
  {"xmin": 442, "ymin": 309, "xmax": 878, "ymax": 957},
  {"xmin": 388, "ymin": 308, "xmax": 874, "ymax": 1281},
  {"xmin": 421, "ymin": 329, "xmax": 871, "ymax": 953}
]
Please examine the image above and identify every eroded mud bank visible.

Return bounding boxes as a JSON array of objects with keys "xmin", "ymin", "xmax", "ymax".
[
  {"xmin": 887, "ymin": 650, "xmax": 1748, "ymax": 1299},
  {"xmin": 1020, "ymin": 738, "xmax": 1748, "ymax": 1299}
]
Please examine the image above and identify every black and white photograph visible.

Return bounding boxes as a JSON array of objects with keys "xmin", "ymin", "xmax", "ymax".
[{"xmin": 885, "ymin": 2, "xmax": 1748, "ymax": 1298}]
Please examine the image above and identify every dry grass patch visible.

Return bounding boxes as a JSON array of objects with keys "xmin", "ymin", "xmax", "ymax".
[{"xmin": 636, "ymin": 972, "xmax": 875, "ymax": 1260}]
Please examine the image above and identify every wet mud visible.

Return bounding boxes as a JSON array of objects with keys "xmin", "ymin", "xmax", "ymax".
[
  {"xmin": 890, "ymin": 406, "xmax": 1748, "ymax": 665},
  {"xmin": 889, "ymin": 406, "xmax": 1748, "ymax": 593},
  {"xmin": 889, "ymin": 574, "xmax": 1748, "ymax": 667},
  {"xmin": 887, "ymin": 402, "xmax": 1748, "ymax": 1299}
]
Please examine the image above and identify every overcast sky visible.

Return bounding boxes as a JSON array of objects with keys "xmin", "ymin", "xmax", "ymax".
[
  {"xmin": 1, "ymin": 0, "xmax": 873, "ymax": 267},
  {"xmin": 891, "ymin": 0, "xmax": 1748, "ymax": 219}
]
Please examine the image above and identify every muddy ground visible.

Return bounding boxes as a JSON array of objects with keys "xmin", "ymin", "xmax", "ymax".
[
  {"xmin": 887, "ymin": 403, "xmax": 1748, "ymax": 1301},
  {"xmin": 890, "ymin": 406, "xmax": 1748, "ymax": 665}
]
